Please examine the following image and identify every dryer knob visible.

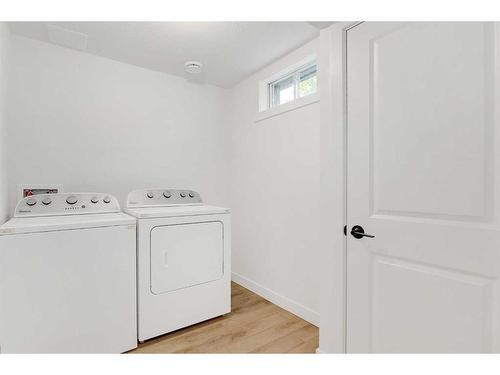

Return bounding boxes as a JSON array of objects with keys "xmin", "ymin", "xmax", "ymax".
[
  {"xmin": 91, "ymin": 197, "xmax": 99, "ymax": 204},
  {"xmin": 163, "ymin": 191, "xmax": 172, "ymax": 198},
  {"xmin": 147, "ymin": 192, "xmax": 154, "ymax": 199},
  {"xmin": 42, "ymin": 197, "xmax": 52, "ymax": 205},
  {"xmin": 103, "ymin": 196, "xmax": 111, "ymax": 204},
  {"xmin": 66, "ymin": 195, "xmax": 78, "ymax": 205},
  {"xmin": 26, "ymin": 198, "xmax": 37, "ymax": 206},
  {"xmin": 180, "ymin": 192, "xmax": 187, "ymax": 198}
]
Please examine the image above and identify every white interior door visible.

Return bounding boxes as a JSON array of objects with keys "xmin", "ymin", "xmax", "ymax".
[{"xmin": 346, "ymin": 22, "xmax": 500, "ymax": 353}]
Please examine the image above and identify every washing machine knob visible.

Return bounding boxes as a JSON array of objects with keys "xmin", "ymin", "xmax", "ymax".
[
  {"xmin": 42, "ymin": 197, "xmax": 52, "ymax": 205},
  {"xmin": 66, "ymin": 195, "xmax": 78, "ymax": 205},
  {"xmin": 26, "ymin": 198, "xmax": 37, "ymax": 206},
  {"xmin": 163, "ymin": 191, "xmax": 172, "ymax": 198},
  {"xmin": 147, "ymin": 192, "xmax": 154, "ymax": 199},
  {"xmin": 91, "ymin": 197, "xmax": 99, "ymax": 204},
  {"xmin": 180, "ymin": 192, "xmax": 187, "ymax": 198},
  {"xmin": 103, "ymin": 196, "xmax": 111, "ymax": 204}
]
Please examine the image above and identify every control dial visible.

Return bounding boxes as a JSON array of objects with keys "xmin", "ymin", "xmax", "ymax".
[
  {"xmin": 180, "ymin": 192, "xmax": 187, "ymax": 198},
  {"xmin": 103, "ymin": 196, "xmax": 111, "ymax": 204},
  {"xmin": 42, "ymin": 197, "xmax": 52, "ymax": 205},
  {"xmin": 147, "ymin": 192, "xmax": 154, "ymax": 199},
  {"xmin": 189, "ymin": 192, "xmax": 195, "ymax": 198},
  {"xmin": 91, "ymin": 197, "xmax": 99, "ymax": 204},
  {"xmin": 163, "ymin": 191, "xmax": 172, "ymax": 198},
  {"xmin": 66, "ymin": 195, "xmax": 78, "ymax": 205},
  {"xmin": 26, "ymin": 198, "xmax": 37, "ymax": 206}
]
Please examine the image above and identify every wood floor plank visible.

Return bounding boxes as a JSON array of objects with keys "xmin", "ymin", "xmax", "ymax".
[
  {"xmin": 288, "ymin": 337, "xmax": 320, "ymax": 354},
  {"xmin": 129, "ymin": 282, "xmax": 318, "ymax": 354},
  {"xmin": 135, "ymin": 307, "xmax": 285, "ymax": 354},
  {"xmin": 177, "ymin": 312, "xmax": 290, "ymax": 353},
  {"xmin": 226, "ymin": 317, "xmax": 310, "ymax": 353},
  {"xmin": 251, "ymin": 324, "xmax": 319, "ymax": 354}
]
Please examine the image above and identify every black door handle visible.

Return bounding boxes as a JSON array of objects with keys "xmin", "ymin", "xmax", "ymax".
[{"xmin": 350, "ymin": 225, "xmax": 375, "ymax": 239}]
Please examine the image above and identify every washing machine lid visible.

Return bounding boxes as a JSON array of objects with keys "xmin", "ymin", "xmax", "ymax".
[
  {"xmin": 0, "ymin": 212, "xmax": 135, "ymax": 235},
  {"xmin": 124, "ymin": 205, "xmax": 229, "ymax": 219}
]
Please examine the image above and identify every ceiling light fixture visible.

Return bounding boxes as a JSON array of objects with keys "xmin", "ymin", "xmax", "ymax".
[{"xmin": 184, "ymin": 61, "xmax": 203, "ymax": 74}]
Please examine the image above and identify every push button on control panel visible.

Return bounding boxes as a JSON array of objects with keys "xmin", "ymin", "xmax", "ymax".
[
  {"xmin": 66, "ymin": 195, "xmax": 78, "ymax": 205},
  {"xmin": 26, "ymin": 198, "xmax": 37, "ymax": 206},
  {"xmin": 91, "ymin": 197, "xmax": 99, "ymax": 204},
  {"xmin": 42, "ymin": 197, "xmax": 52, "ymax": 205},
  {"xmin": 189, "ymin": 193, "xmax": 195, "ymax": 198},
  {"xmin": 180, "ymin": 192, "xmax": 187, "ymax": 198},
  {"xmin": 103, "ymin": 196, "xmax": 111, "ymax": 204},
  {"xmin": 147, "ymin": 192, "xmax": 154, "ymax": 199},
  {"xmin": 163, "ymin": 191, "xmax": 172, "ymax": 198}
]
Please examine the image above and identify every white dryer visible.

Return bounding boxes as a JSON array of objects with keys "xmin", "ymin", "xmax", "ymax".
[
  {"xmin": 0, "ymin": 193, "xmax": 137, "ymax": 353},
  {"xmin": 124, "ymin": 189, "xmax": 231, "ymax": 342}
]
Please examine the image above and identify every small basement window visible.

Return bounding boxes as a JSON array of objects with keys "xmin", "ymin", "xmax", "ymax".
[{"xmin": 269, "ymin": 62, "xmax": 317, "ymax": 108}]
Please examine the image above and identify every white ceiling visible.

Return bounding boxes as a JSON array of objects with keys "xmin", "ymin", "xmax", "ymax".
[{"xmin": 9, "ymin": 22, "xmax": 329, "ymax": 88}]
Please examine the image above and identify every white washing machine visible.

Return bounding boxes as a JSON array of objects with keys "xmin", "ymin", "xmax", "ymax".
[
  {"xmin": 124, "ymin": 189, "xmax": 231, "ymax": 342},
  {"xmin": 0, "ymin": 193, "xmax": 137, "ymax": 353}
]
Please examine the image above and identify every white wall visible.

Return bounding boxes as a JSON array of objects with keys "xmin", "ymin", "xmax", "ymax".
[
  {"xmin": 7, "ymin": 35, "xmax": 230, "ymax": 213},
  {"xmin": 228, "ymin": 39, "xmax": 321, "ymax": 325},
  {"xmin": 0, "ymin": 24, "xmax": 10, "ymax": 223},
  {"xmin": 6, "ymin": 33, "xmax": 322, "ymax": 327}
]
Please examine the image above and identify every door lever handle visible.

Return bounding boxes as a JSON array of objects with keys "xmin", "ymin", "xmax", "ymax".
[{"xmin": 350, "ymin": 225, "xmax": 375, "ymax": 239}]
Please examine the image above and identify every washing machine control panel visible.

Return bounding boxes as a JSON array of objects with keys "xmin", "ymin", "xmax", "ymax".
[
  {"xmin": 126, "ymin": 189, "xmax": 202, "ymax": 208},
  {"xmin": 14, "ymin": 193, "xmax": 121, "ymax": 217}
]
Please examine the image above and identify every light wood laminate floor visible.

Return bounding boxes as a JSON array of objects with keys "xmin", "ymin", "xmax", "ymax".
[{"xmin": 129, "ymin": 282, "xmax": 318, "ymax": 353}]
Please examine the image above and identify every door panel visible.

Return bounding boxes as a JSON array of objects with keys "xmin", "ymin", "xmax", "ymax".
[
  {"xmin": 371, "ymin": 255, "xmax": 493, "ymax": 353},
  {"xmin": 150, "ymin": 221, "xmax": 223, "ymax": 294},
  {"xmin": 370, "ymin": 23, "xmax": 494, "ymax": 222},
  {"xmin": 346, "ymin": 22, "xmax": 500, "ymax": 353},
  {"xmin": 0, "ymin": 226, "xmax": 137, "ymax": 353}
]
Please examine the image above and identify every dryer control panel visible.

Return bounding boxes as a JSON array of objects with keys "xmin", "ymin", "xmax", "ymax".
[
  {"xmin": 14, "ymin": 193, "xmax": 121, "ymax": 217},
  {"xmin": 126, "ymin": 189, "xmax": 202, "ymax": 208}
]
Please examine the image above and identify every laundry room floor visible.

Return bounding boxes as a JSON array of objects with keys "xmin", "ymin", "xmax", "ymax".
[{"xmin": 129, "ymin": 282, "xmax": 318, "ymax": 353}]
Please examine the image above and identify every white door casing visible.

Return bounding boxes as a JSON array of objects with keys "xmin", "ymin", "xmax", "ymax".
[{"xmin": 346, "ymin": 22, "xmax": 500, "ymax": 353}]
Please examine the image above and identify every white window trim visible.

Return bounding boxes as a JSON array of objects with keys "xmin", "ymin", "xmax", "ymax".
[
  {"xmin": 255, "ymin": 54, "xmax": 319, "ymax": 123},
  {"xmin": 254, "ymin": 92, "xmax": 319, "ymax": 123}
]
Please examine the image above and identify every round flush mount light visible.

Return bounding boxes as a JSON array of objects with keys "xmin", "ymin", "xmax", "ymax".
[{"xmin": 184, "ymin": 61, "xmax": 203, "ymax": 74}]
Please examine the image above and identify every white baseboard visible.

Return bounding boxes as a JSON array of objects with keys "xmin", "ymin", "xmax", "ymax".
[{"xmin": 231, "ymin": 272, "xmax": 320, "ymax": 327}]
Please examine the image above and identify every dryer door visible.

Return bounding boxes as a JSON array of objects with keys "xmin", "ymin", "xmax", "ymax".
[{"xmin": 150, "ymin": 221, "xmax": 224, "ymax": 294}]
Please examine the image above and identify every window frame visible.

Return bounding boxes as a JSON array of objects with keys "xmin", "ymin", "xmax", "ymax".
[
  {"xmin": 269, "ymin": 73, "xmax": 296, "ymax": 108},
  {"xmin": 268, "ymin": 60, "xmax": 318, "ymax": 109},
  {"xmin": 256, "ymin": 54, "xmax": 319, "ymax": 123}
]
